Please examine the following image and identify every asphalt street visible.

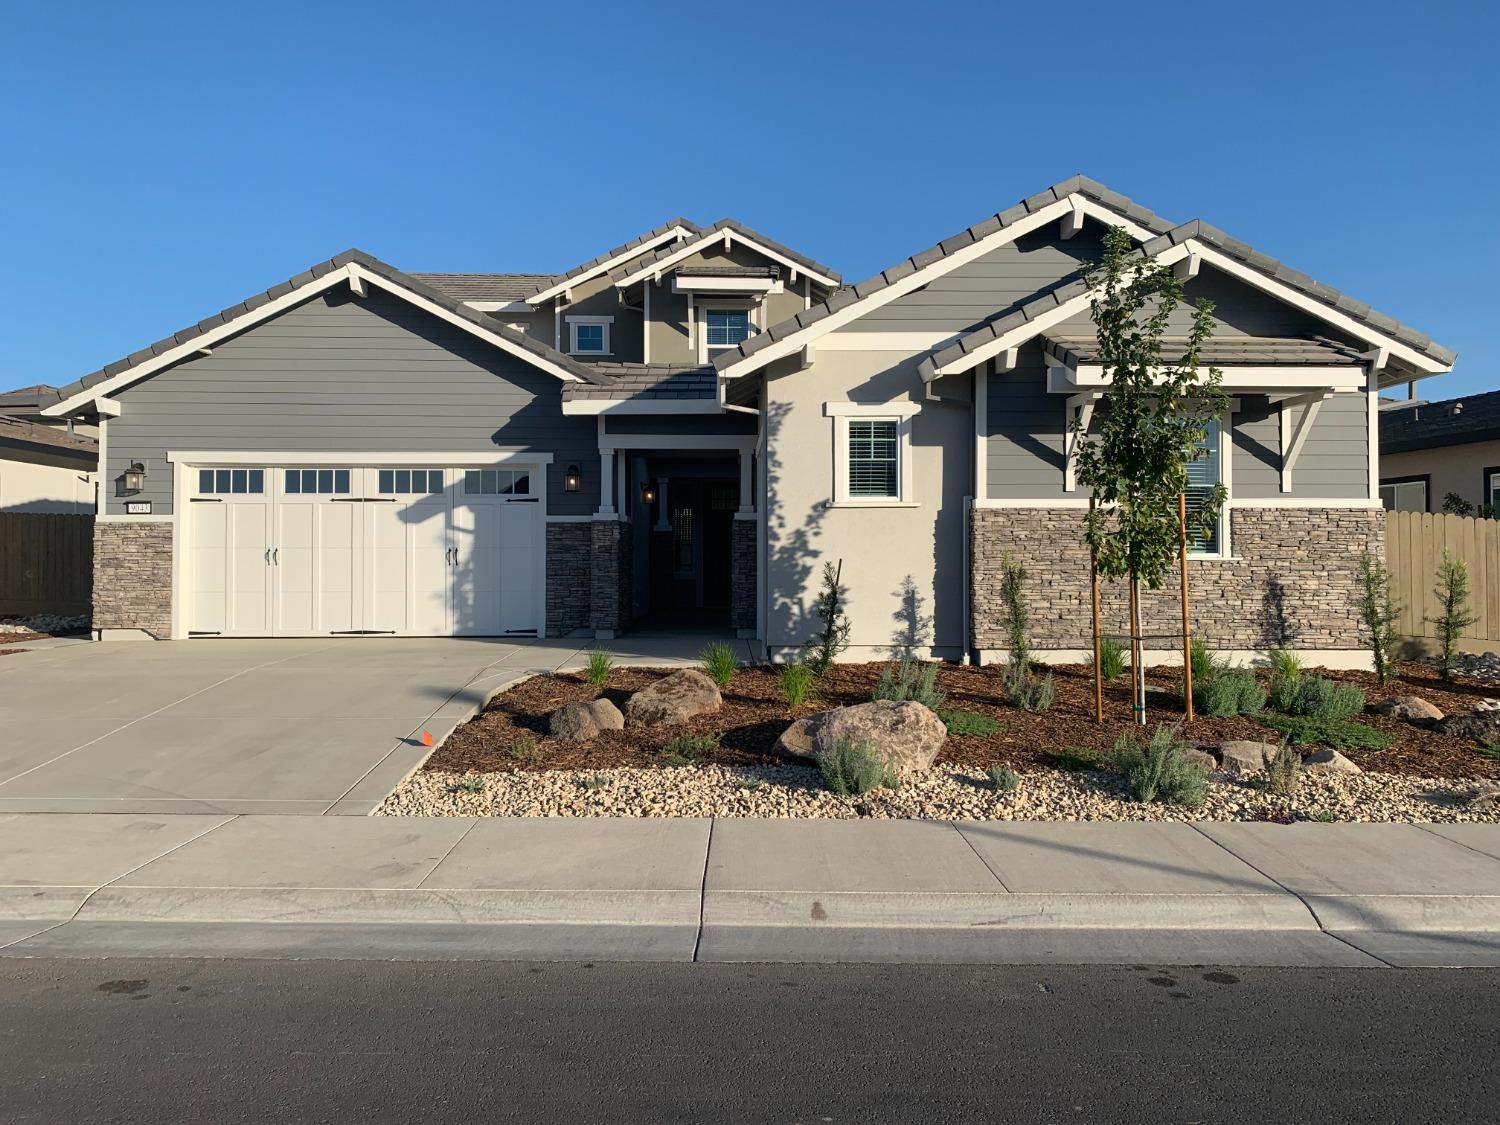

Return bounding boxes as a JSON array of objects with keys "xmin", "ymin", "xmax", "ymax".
[{"xmin": 1, "ymin": 958, "xmax": 1496, "ymax": 1123}]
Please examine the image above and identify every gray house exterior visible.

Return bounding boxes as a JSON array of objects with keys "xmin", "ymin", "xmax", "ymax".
[{"xmin": 45, "ymin": 177, "xmax": 1455, "ymax": 667}]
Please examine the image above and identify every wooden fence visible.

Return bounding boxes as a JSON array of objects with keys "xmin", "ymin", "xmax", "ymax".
[
  {"xmin": 1386, "ymin": 510, "xmax": 1500, "ymax": 657},
  {"xmin": 0, "ymin": 513, "xmax": 93, "ymax": 618}
]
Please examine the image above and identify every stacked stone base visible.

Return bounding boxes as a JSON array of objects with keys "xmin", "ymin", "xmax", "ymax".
[
  {"xmin": 971, "ymin": 506, "xmax": 1384, "ymax": 657},
  {"xmin": 93, "ymin": 521, "xmax": 173, "ymax": 639},
  {"xmin": 731, "ymin": 516, "xmax": 757, "ymax": 634}
]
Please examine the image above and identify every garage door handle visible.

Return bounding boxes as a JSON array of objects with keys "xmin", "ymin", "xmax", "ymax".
[
  {"xmin": 272, "ymin": 548, "xmax": 279, "ymax": 565},
  {"xmin": 264, "ymin": 548, "xmax": 271, "ymax": 565}
]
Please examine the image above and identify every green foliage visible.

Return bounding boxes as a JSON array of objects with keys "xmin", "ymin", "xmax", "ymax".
[
  {"xmin": 1006, "ymin": 662, "xmax": 1056, "ymax": 712},
  {"xmin": 999, "ymin": 552, "xmax": 1031, "ymax": 669},
  {"xmin": 1261, "ymin": 741, "xmax": 1301, "ymax": 797},
  {"xmin": 1358, "ymin": 552, "xmax": 1401, "ymax": 685},
  {"xmin": 988, "ymin": 763, "xmax": 1020, "ymax": 793},
  {"xmin": 1304, "ymin": 808, "xmax": 1337, "ymax": 823},
  {"xmin": 445, "ymin": 776, "xmax": 486, "ymax": 794},
  {"xmin": 1189, "ymin": 636, "xmax": 1215, "ymax": 687},
  {"xmin": 804, "ymin": 560, "xmax": 852, "ymax": 675},
  {"xmin": 1476, "ymin": 738, "xmax": 1500, "ymax": 762},
  {"xmin": 1267, "ymin": 674, "xmax": 1364, "ymax": 721},
  {"xmin": 777, "ymin": 661, "xmax": 817, "ymax": 709},
  {"xmin": 1443, "ymin": 492, "xmax": 1475, "ymax": 517},
  {"xmin": 872, "ymin": 656, "xmax": 947, "ymax": 710},
  {"xmin": 700, "ymin": 642, "xmax": 740, "ymax": 688},
  {"xmin": 1194, "ymin": 670, "xmax": 1266, "ymax": 717},
  {"xmin": 658, "ymin": 732, "xmax": 720, "ymax": 766},
  {"xmin": 1095, "ymin": 635, "xmax": 1128, "ymax": 682},
  {"xmin": 734, "ymin": 776, "xmax": 765, "ymax": 792},
  {"xmin": 1048, "ymin": 746, "xmax": 1109, "ymax": 773},
  {"xmin": 939, "ymin": 709, "xmax": 1002, "ymax": 738},
  {"xmin": 1074, "ymin": 226, "xmax": 1230, "ymax": 591},
  {"xmin": 1428, "ymin": 549, "xmax": 1477, "ymax": 681},
  {"xmin": 1111, "ymin": 724, "xmax": 1209, "ymax": 808},
  {"xmin": 584, "ymin": 648, "xmax": 614, "ymax": 687},
  {"xmin": 1265, "ymin": 647, "xmax": 1303, "ymax": 683},
  {"xmin": 503, "ymin": 739, "xmax": 544, "ymax": 763},
  {"xmin": 579, "ymin": 772, "xmax": 611, "ymax": 791},
  {"xmin": 1259, "ymin": 713, "xmax": 1394, "ymax": 750},
  {"xmin": 817, "ymin": 739, "xmax": 898, "ymax": 796}
]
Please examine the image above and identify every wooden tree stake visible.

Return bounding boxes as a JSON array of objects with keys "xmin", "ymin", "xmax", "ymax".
[
  {"xmin": 1179, "ymin": 491, "xmax": 1194, "ymax": 722},
  {"xmin": 1090, "ymin": 496, "xmax": 1104, "ymax": 723}
]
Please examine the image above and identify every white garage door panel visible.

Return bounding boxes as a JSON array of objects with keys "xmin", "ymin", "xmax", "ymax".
[
  {"xmin": 228, "ymin": 501, "xmax": 272, "ymax": 635},
  {"xmin": 188, "ymin": 501, "xmax": 228, "ymax": 635},
  {"xmin": 366, "ymin": 489, "xmax": 450, "ymax": 635}
]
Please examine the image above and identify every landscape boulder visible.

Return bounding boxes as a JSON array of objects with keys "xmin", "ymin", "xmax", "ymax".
[
  {"xmin": 624, "ymin": 669, "xmax": 722, "ymax": 729},
  {"xmin": 549, "ymin": 699, "xmax": 624, "ymax": 741},
  {"xmin": 1463, "ymin": 783, "xmax": 1500, "ymax": 812},
  {"xmin": 1435, "ymin": 709, "xmax": 1500, "ymax": 745},
  {"xmin": 1212, "ymin": 740, "xmax": 1279, "ymax": 775},
  {"xmin": 1302, "ymin": 748, "xmax": 1362, "ymax": 775},
  {"xmin": 1374, "ymin": 695, "xmax": 1444, "ymax": 725},
  {"xmin": 779, "ymin": 700, "xmax": 947, "ymax": 773},
  {"xmin": 1180, "ymin": 747, "xmax": 1218, "ymax": 772}
]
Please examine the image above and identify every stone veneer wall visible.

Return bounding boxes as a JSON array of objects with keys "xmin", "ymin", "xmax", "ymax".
[
  {"xmin": 93, "ymin": 521, "xmax": 173, "ymax": 638},
  {"xmin": 589, "ymin": 519, "xmax": 625, "ymax": 635},
  {"xmin": 545, "ymin": 522, "xmax": 592, "ymax": 636},
  {"xmin": 731, "ymin": 516, "xmax": 757, "ymax": 632},
  {"xmin": 971, "ymin": 507, "xmax": 1385, "ymax": 653}
]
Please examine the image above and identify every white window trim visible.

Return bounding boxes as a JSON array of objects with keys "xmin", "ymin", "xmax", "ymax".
[
  {"xmin": 824, "ymin": 402, "xmax": 920, "ymax": 508},
  {"xmin": 697, "ymin": 300, "xmax": 760, "ymax": 363},
  {"xmin": 1186, "ymin": 418, "xmax": 1233, "ymax": 560},
  {"xmin": 567, "ymin": 315, "xmax": 614, "ymax": 356}
]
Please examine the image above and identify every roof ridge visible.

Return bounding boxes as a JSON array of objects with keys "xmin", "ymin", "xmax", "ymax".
[{"xmin": 522, "ymin": 217, "xmax": 704, "ymax": 298}]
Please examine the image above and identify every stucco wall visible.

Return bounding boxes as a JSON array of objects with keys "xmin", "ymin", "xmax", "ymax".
[
  {"xmin": 0, "ymin": 455, "xmax": 93, "ymax": 514},
  {"xmin": 1381, "ymin": 439, "xmax": 1500, "ymax": 512},
  {"xmin": 763, "ymin": 349, "xmax": 970, "ymax": 660}
]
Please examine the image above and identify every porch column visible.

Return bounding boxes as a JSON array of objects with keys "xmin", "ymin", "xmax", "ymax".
[
  {"xmin": 591, "ymin": 443, "xmax": 622, "ymax": 638},
  {"xmin": 738, "ymin": 448, "xmax": 754, "ymax": 514},
  {"xmin": 654, "ymin": 477, "xmax": 671, "ymax": 532},
  {"xmin": 597, "ymin": 446, "xmax": 615, "ymax": 516}
]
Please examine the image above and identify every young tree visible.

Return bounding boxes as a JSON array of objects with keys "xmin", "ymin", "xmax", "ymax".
[
  {"xmin": 1072, "ymin": 227, "xmax": 1229, "ymax": 722},
  {"xmin": 804, "ymin": 559, "xmax": 852, "ymax": 674},
  {"xmin": 1358, "ymin": 551, "xmax": 1402, "ymax": 685},
  {"xmin": 1428, "ymin": 549, "xmax": 1476, "ymax": 680}
]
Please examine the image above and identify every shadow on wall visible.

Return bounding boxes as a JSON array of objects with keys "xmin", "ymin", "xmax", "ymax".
[
  {"xmin": 1259, "ymin": 572, "xmax": 1293, "ymax": 648},
  {"xmin": 765, "ymin": 398, "xmax": 827, "ymax": 653},
  {"xmin": 890, "ymin": 574, "xmax": 933, "ymax": 660}
]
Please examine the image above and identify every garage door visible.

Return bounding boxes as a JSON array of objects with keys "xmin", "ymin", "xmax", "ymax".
[{"xmin": 185, "ymin": 464, "xmax": 542, "ymax": 637}]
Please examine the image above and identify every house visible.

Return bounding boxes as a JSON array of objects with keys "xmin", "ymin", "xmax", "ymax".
[
  {"xmin": 41, "ymin": 176, "xmax": 1454, "ymax": 667},
  {"xmin": 1380, "ymin": 391, "xmax": 1500, "ymax": 514},
  {"xmin": 0, "ymin": 384, "xmax": 96, "ymax": 513}
]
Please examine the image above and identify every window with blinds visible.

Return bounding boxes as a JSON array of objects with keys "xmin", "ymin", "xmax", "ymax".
[
  {"xmin": 1184, "ymin": 420, "xmax": 1222, "ymax": 554},
  {"xmin": 847, "ymin": 419, "xmax": 899, "ymax": 498}
]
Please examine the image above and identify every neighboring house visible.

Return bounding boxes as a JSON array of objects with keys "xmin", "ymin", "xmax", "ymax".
[
  {"xmin": 1380, "ymin": 391, "xmax": 1500, "ymax": 514},
  {"xmin": 41, "ymin": 176, "xmax": 1453, "ymax": 666},
  {"xmin": 0, "ymin": 384, "xmax": 96, "ymax": 513}
]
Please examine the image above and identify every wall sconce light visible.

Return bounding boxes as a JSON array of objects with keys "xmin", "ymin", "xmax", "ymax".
[
  {"xmin": 563, "ymin": 463, "xmax": 581, "ymax": 493},
  {"xmin": 641, "ymin": 481, "xmax": 658, "ymax": 505},
  {"xmin": 122, "ymin": 462, "xmax": 147, "ymax": 493}
]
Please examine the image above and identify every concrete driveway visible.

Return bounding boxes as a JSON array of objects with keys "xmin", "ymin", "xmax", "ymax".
[{"xmin": 0, "ymin": 634, "xmax": 737, "ymax": 816}]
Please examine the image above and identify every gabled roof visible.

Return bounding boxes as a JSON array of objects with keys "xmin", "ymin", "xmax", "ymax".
[
  {"xmin": 523, "ymin": 218, "xmax": 702, "ymax": 304},
  {"xmin": 43, "ymin": 249, "xmax": 614, "ymax": 416},
  {"xmin": 0, "ymin": 416, "xmax": 96, "ymax": 457},
  {"xmin": 0, "ymin": 383, "xmax": 64, "ymax": 410},
  {"xmin": 408, "ymin": 273, "xmax": 559, "ymax": 302},
  {"xmin": 1381, "ymin": 389, "xmax": 1500, "ymax": 454},
  {"xmin": 1040, "ymin": 334, "xmax": 1367, "ymax": 369},
  {"xmin": 610, "ymin": 218, "xmax": 841, "ymax": 290}
]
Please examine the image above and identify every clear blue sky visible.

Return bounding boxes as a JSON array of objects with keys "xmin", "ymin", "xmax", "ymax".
[{"xmin": 3, "ymin": 0, "xmax": 1495, "ymax": 400}]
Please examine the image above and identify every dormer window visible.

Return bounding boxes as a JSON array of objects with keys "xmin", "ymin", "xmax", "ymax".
[
  {"xmin": 567, "ymin": 315, "xmax": 613, "ymax": 355},
  {"xmin": 705, "ymin": 309, "xmax": 752, "ymax": 349}
]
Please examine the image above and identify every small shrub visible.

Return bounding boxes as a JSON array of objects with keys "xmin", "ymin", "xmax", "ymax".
[
  {"xmin": 817, "ymin": 739, "xmax": 897, "ymax": 796},
  {"xmin": 1305, "ymin": 808, "xmax": 1337, "ymax": 823},
  {"xmin": 939, "ymin": 709, "xmax": 1001, "ymax": 738},
  {"xmin": 1358, "ymin": 552, "xmax": 1401, "ymax": 685},
  {"xmin": 700, "ymin": 642, "xmax": 739, "ymax": 687},
  {"xmin": 1265, "ymin": 647, "xmax": 1303, "ymax": 683},
  {"xmin": 988, "ymin": 763, "xmax": 1020, "ymax": 793},
  {"xmin": 1268, "ymin": 674, "xmax": 1364, "ymax": 721},
  {"xmin": 872, "ymin": 657, "xmax": 946, "ymax": 710},
  {"xmin": 805, "ymin": 560, "xmax": 852, "ymax": 674},
  {"xmin": 579, "ymin": 771, "xmax": 610, "ymax": 791},
  {"xmin": 778, "ymin": 661, "xmax": 816, "ymax": 708},
  {"xmin": 734, "ymin": 777, "xmax": 765, "ymax": 792},
  {"xmin": 1259, "ymin": 713, "xmax": 1394, "ymax": 750},
  {"xmin": 1112, "ymin": 725, "xmax": 1209, "ymax": 808},
  {"xmin": 1195, "ymin": 670, "xmax": 1266, "ymax": 717},
  {"xmin": 1189, "ymin": 637, "xmax": 1215, "ymax": 686},
  {"xmin": 659, "ymin": 732, "xmax": 719, "ymax": 764},
  {"xmin": 1095, "ymin": 635, "xmax": 1128, "ymax": 682},
  {"xmin": 1478, "ymin": 738, "xmax": 1500, "ymax": 762},
  {"xmin": 1428, "ymin": 550, "xmax": 1478, "ymax": 681},
  {"xmin": 1006, "ymin": 664, "xmax": 1056, "ymax": 712},
  {"xmin": 584, "ymin": 648, "xmax": 613, "ymax": 687},
  {"xmin": 503, "ymin": 739, "xmax": 544, "ymax": 764},
  {"xmin": 445, "ymin": 776, "xmax": 486, "ymax": 794},
  {"xmin": 1261, "ymin": 741, "xmax": 1301, "ymax": 796}
]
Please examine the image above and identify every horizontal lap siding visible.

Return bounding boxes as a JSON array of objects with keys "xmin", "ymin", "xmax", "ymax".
[
  {"xmin": 1235, "ymin": 392, "xmax": 1370, "ymax": 500},
  {"xmin": 986, "ymin": 346, "xmax": 1065, "ymax": 499},
  {"xmin": 106, "ymin": 289, "xmax": 599, "ymax": 516}
]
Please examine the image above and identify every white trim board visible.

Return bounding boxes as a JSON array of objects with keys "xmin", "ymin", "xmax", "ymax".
[
  {"xmin": 562, "ymin": 398, "xmax": 724, "ymax": 416},
  {"xmin": 167, "ymin": 450, "xmax": 555, "ymax": 466},
  {"xmin": 44, "ymin": 264, "xmax": 588, "ymax": 418},
  {"xmin": 526, "ymin": 225, "xmax": 698, "ymax": 305},
  {"xmin": 614, "ymin": 230, "xmax": 839, "ymax": 291}
]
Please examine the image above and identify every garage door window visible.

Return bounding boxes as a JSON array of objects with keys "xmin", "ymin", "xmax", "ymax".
[
  {"xmin": 198, "ymin": 468, "xmax": 264, "ymax": 494},
  {"xmin": 285, "ymin": 469, "xmax": 351, "ymax": 495},
  {"xmin": 464, "ymin": 469, "xmax": 530, "ymax": 495},
  {"xmin": 378, "ymin": 469, "xmax": 444, "ymax": 495}
]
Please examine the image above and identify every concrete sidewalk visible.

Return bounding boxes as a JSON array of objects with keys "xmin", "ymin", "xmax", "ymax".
[{"xmin": 2, "ymin": 815, "xmax": 1498, "ymax": 967}]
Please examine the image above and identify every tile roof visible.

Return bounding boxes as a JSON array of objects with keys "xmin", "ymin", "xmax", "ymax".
[
  {"xmin": 523, "ymin": 218, "xmax": 703, "ymax": 299},
  {"xmin": 610, "ymin": 219, "xmax": 841, "ymax": 286},
  {"xmin": 1040, "ymin": 334, "xmax": 1368, "ymax": 369},
  {"xmin": 45, "ymin": 249, "xmax": 616, "ymax": 411},
  {"xmin": 1380, "ymin": 389, "xmax": 1500, "ymax": 454},
  {"xmin": 675, "ymin": 265, "xmax": 780, "ymax": 279},
  {"xmin": 0, "ymin": 416, "xmax": 97, "ymax": 455},
  {"xmin": 407, "ymin": 273, "xmax": 558, "ymax": 302},
  {"xmin": 716, "ymin": 176, "xmax": 1456, "ymax": 377},
  {"xmin": 560, "ymin": 364, "xmax": 720, "ymax": 402}
]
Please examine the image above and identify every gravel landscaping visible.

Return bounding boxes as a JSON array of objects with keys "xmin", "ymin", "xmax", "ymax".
[{"xmin": 378, "ymin": 657, "xmax": 1500, "ymax": 823}]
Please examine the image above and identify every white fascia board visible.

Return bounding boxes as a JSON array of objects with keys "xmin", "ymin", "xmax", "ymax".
[
  {"xmin": 720, "ymin": 195, "xmax": 1160, "ymax": 381},
  {"xmin": 822, "ymin": 401, "xmax": 922, "ymax": 418},
  {"xmin": 614, "ymin": 231, "xmax": 839, "ymax": 291},
  {"xmin": 598, "ymin": 433, "xmax": 756, "ymax": 452},
  {"xmin": 671, "ymin": 276, "xmax": 780, "ymax": 294},
  {"xmin": 1062, "ymin": 364, "xmax": 1367, "ymax": 393},
  {"xmin": 166, "ymin": 450, "xmax": 555, "ymax": 466},
  {"xmin": 817, "ymin": 331, "xmax": 960, "ymax": 352},
  {"xmin": 1184, "ymin": 241, "xmax": 1451, "ymax": 376},
  {"xmin": 526, "ymin": 226, "xmax": 697, "ymax": 305},
  {"xmin": 463, "ymin": 300, "xmax": 531, "ymax": 313},
  {"xmin": 561, "ymin": 399, "xmax": 725, "ymax": 416}
]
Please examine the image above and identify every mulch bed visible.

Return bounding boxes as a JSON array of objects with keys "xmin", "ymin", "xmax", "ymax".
[{"xmin": 425, "ymin": 659, "xmax": 1500, "ymax": 781}]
